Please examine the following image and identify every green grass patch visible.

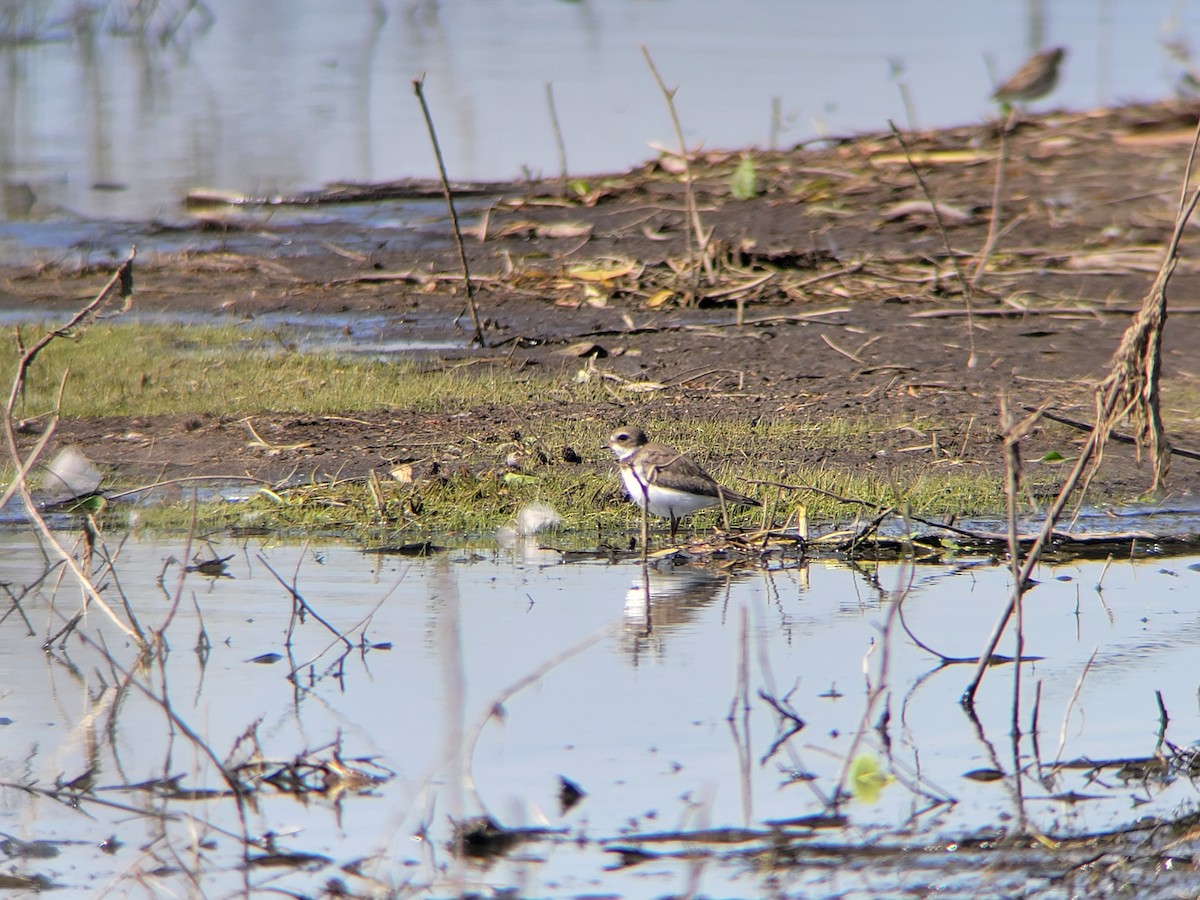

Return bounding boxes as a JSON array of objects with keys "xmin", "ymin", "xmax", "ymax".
[
  {"xmin": 4, "ymin": 320, "xmax": 1014, "ymax": 537},
  {"xmin": 3, "ymin": 322, "xmax": 594, "ymax": 418},
  {"xmin": 95, "ymin": 461, "xmax": 1006, "ymax": 541}
]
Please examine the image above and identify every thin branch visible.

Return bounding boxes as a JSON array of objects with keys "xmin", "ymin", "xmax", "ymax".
[
  {"xmin": 888, "ymin": 121, "xmax": 977, "ymax": 367},
  {"xmin": 412, "ymin": 74, "xmax": 486, "ymax": 347},
  {"xmin": 642, "ymin": 45, "xmax": 715, "ymax": 299},
  {"xmin": 972, "ymin": 114, "xmax": 1013, "ymax": 284},
  {"xmin": 545, "ymin": 81, "xmax": 569, "ymax": 195}
]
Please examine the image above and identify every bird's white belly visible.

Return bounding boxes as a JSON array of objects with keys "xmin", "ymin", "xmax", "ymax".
[{"xmin": 620, "ymin": 468, "xmax": 718, "ymax": 518}]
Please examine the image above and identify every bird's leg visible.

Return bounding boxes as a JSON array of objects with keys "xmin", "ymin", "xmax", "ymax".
[
  {"xmin": 670, "ymin": 514, "xmax": 679, "ymax": 543},
  {"xmin": 637, "ymin": 472, "xmax": 651, "ymax": 560}
]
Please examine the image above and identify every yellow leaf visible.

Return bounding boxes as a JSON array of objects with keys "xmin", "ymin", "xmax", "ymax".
[
  {"xmin": 645, "ymin": 288, "xmax": 674, "ymax": 308},
  {"xmin": 871, "ymin": 149, "xmax": 991, "ymax": 165},
  {"xmin": 848, "ymin": 753, "xmax": 893, "ymax": 803},
  {"xmin": 566, "ymin": 259, "xmax": 639, "ymax": 282}
]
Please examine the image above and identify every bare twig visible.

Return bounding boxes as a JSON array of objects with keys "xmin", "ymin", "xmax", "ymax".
[
  {"xmin": 642, "ymin": 45, "xmax": 715, "ymax": 299},
  {"xmin": 412, "ymin": 74, "xmax": 486, "ymax": 347},
  {"xmin": 888, "ymin": 121, "xmax": 977, "ymax": 367},
  {"xmin": 2, "ymin": 248, "xmax": 136, "ymax": 516},
  {"xmin": 1, "ymin": 250, "xmax": 142, "ymax": 644},
  {"xmin": 972, "ymin": 114, "xmax": 1013, "ymax": 284},
  {"xmin": 545, "ymin": 82, "xmax": 569, "ymax": 195}
]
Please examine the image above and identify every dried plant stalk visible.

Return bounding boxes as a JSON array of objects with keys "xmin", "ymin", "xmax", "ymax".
[{"xmin": 963, "ymin": 124, "xmax": 1200, "ymax": 706}]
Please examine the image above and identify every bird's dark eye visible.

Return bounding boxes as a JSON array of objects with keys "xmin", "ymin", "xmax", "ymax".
[{"xmin": 616, "ymin": 432, "xmax": 629, "ymax": 441}]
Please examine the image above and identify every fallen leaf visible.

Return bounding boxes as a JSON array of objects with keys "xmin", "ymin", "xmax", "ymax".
[
  {"xmin": 644, "ymin": 288, "xmax": 674, "ymax": 308},
  {"xmin": 871, "ymin": 149, "xmax": 991, "ymax": 165},
  {"xmin": 880, "ymin": 200, "xmax": 974, "ymax": 225},
  {"xmin": 566, "ymin": 259, "xmax": 640, "ymax": 282},
  {"xmin": 848, "ymin": 753, "xmax": 893, "ymax": 803},
  {"xmin": 730, "ymin": 155, "xmax": 758, "ymax": 200},
  {"xmin": 622, "ymin": 381, "xmax": 667, "ymax": 393},
  {"xmin": 535, "ymin": 221, "xmax": 593, "ymax": 239},
  {"xmin": 503, "ymin": 473, "xmax": 539, "ymax": 486}
]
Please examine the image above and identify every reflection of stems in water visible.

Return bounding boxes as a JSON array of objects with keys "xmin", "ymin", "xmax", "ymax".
[
  {"xmin": 831, "ymin": 546, "xmax": 913, "ymax": 805},
  {"xmin": 1030, "ymin": 680, "xmax": 1045, "ymax": 784},
  {"xmin": 963, "ymin": 124, "xmax": 1200, "ymax": 705},
  {"xmin": 457, "ymin": 623, "xmax": 618, "ymax": 823},
  {"xmin": 286, "ymin": 567, "xmax": 406, "ymax": 682},
  {"xmin": 258, "ymin": 551, "xmax": 351, "ymax": 650},
  {"xmin": 1001, "ymin": 397, "xmax": 1028, "ymax": 831},
  {"xmin": 49, "ymin": 610, "xmax": 257, "ymax": 887},
  {"xmin": 1051, "ymin": 649, "xmax": 1098, "ymax": 768},
  {"xmin": 412, "ymin": 74, "xmax": 487, "ymax": 348},
  {"xmin": 1154, "ymin": 690, "xmax": 1170, "ymax": 756},
  {"xmin": 155, "ymin": 488, "xmax": 200, "ymax": 641},
  {"xmin": 727, "ymin": 606, "xmax": 753, "ymax": 824},
  {"xmin": 2, "ymin": 558, "xmax": 60, "ymax": 636}
]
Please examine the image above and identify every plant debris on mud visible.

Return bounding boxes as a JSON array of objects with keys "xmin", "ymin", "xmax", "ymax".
[{"xmin": 8, "ymin": 101, "xmax": 1200, "ymax": 527}]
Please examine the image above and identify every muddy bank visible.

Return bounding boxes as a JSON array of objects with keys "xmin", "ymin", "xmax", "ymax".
[{"xmin": 7, "ymin": 101, "xmax": 1200, "ymax": 509}]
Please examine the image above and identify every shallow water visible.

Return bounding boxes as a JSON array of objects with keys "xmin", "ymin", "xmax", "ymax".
[
  {"xmin": 2, "ymin": 527, "xmax": 1200, "ymax": 896},
  {"xmin": 2, "ymin": 0, "xmax": 1199, "ymax": 259}
]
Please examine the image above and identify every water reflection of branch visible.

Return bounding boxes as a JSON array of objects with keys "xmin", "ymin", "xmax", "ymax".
[
  {"xmin": 258, "ymin": 550, "xmax": 352, "ymax": 651},
  {"xmin": 39, "ymin": 606, "xmax": 258, "ymax": 890},
  {"xmin": 458, "ymin": 623, "xmax": 620, "ymax": 822},
  {"xmin": 757, "ymin": 688, "xmax": 806, "ymax": 767},
  {"xmin": 831, "ymin": 543, "xmax": 913, "ymax": 806},
  {"xmin": 727, "ymin": 606, "xmax": 753, "ymax": 824},
  {"xmin": 1, "ymin": 559, "xmax": 61, "ymax": 636},
  {"xmin": 284, "ymin": 567, "xmax": 406, "ymax": 685}
]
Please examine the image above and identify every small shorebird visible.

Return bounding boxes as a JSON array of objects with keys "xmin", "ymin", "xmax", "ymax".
[
  {"xmin": 605, "ymin": 426, "xmax": 761, "ymax": 541},
  {"xmin": 992, "ymin": 46, "xmax": 1066, "ymax": 105}
]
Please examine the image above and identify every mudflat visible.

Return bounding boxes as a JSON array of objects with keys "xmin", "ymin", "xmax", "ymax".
[{"xmin": 8, "ymin": 101, "xmax": 1200, "ymax": 508}]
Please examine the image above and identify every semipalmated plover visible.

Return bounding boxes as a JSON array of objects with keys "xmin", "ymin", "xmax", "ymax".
[{"xmin": 605, "ymin": 427, "xmax": 761, "ymax": 540}]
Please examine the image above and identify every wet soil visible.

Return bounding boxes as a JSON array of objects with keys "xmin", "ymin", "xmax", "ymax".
[{"xmin": 9, "ymin": 101, "xmax": 1200, "ymax": 507}]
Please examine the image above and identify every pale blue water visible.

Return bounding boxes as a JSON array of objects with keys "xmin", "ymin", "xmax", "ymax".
[
  {"xmin": 1, "ymin": 528, "xmax": 1199, "ymax": 896},
  {"xmin": 0, "ymin": 0, "xmax": 1195, "ymax": 225}
]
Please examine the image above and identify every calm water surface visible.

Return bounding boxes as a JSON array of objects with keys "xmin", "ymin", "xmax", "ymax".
[
  {"xmin": 1, "ymin": 528, "xmax": 1199, "ymax": 896},
  {"xmin": 2, "ymin": 0, "xmax": 1200, "ymax": 228}
]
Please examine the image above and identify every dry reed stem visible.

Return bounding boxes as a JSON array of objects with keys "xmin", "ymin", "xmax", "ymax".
[
  {"xmin": 962, "ymin": 122, "xmax": 1200, "ymax": 707},
  {"xmin": 545, "ymin": 81, "xmax": 569, "ymax": 195},
  {"xmin": 2, "ymin": 249, "xmax": 142, "ymax": 644},
  {"xmin": 642, "ymin": 45, "xmax": 716, "ymax": 300},
  {"xmin": 413, "ymin": 74, "xmax": 487, "ymax": 347},
  {"xmin": 888, "ymin": 121, "xmax": 977, "ymax": 367},
  {"xmin": 971, "ymin": 112, "xmax": 1013, "ymax": 285}
]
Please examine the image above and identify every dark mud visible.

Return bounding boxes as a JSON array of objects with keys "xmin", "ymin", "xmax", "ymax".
[{"xmin": 8, "ymin": 101, "xmax": 1200, "ymax": 504}]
